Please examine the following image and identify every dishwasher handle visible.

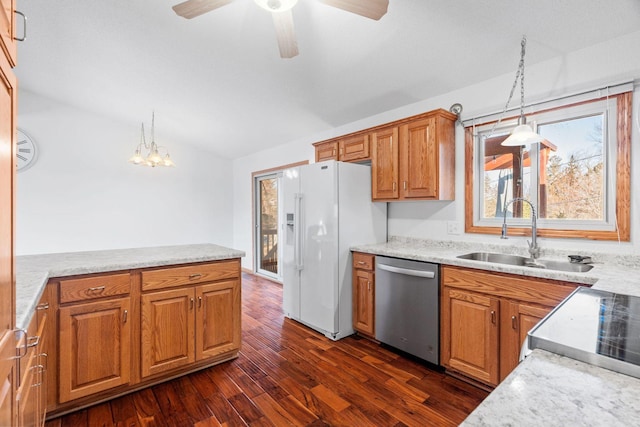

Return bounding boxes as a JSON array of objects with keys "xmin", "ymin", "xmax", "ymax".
[{"xmin": 377, "ymin": 263, "xmax": 435, "ymax": 279}]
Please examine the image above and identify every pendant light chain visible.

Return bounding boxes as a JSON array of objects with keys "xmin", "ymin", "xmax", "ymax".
[{"xmin": 486, "ymin": 35, "xmax": 527, "ymax": 139}]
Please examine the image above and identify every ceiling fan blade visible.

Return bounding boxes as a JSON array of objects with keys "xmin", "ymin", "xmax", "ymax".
[
  {"xmin": 322, "ymin": 0, "xmax": 388, "ymax": 20},
  {"xmin": 172, "ymin": 0, "xmax": 233, "ymax": 19},
  {"xmin": 271, "ymin": 10, "xmax": 299, "ymax": 59}
]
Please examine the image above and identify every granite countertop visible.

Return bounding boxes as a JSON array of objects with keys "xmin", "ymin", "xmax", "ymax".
[
  {"xmin": 16, "ymin": 243, "xmax": 245, "ymax": 329},
  {"xmin": 351, "ymin": 237, "xmax": 640, "ymax": 296},
  {"xmin": 460, "ymin": 349, "xmax": 640, "ymax": 427},
  {"xmin": 351, "ymin": 237, "xmax": 640, "ymax": 426}
]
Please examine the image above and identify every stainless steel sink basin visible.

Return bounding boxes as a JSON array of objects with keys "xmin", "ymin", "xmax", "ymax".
[{"xmin": 457, "ymin": 252, "xmax": 594, "ymax": 273}]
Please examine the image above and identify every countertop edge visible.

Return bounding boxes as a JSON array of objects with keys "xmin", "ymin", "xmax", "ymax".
[{"xmin": 15, "ymin": 244, "xmax": 245, "ymax": 329}]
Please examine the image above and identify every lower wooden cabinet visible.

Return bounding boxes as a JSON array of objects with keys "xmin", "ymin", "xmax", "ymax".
[
  {"xmin": 58, "ymin": 297, "xmax": 131, "ymax": 402},
  {"xmin": 352, "ymin": 252, "xmax": 375, "ymax": 337},
  {"xmin": 196, "ymin": 281, "xmax": 241, "ymax": 360},
  {"xmin": 41, "ymin": 258, "xmax": 242, "ymax": 418},
  {"xmin": 141, "ymin": 279, "xmax": 241, "ymax": 377},
  {"xmin": 441, "ymin": 265, "xmax": 578, "ymax": 387},
  {"xmin": 15, "ymin": 296, "xmax": 48, "ymax": 427}
]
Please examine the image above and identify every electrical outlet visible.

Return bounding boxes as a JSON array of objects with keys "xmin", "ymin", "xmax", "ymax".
[{"xmin": 447, "ymin": 221, "xmax": 461, "ymax": 235}]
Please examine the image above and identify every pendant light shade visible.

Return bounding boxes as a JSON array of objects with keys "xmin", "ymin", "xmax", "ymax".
[{"xmin": 502, "ymin": 117, "xmax": 544, "ymax": 146}]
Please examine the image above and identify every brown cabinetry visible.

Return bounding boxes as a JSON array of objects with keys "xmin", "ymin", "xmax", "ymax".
[
  {"xmin": 0, "ymin": 0, "xmax": 17, "ymax": 66},
  {"xmin": 141, "ymin": 261, "xmax": 241, "ymax": 378},
  {"xmin": 141, "ymin": 261, "xmax": 240, "ymax": 377},
  {"xmin": 372, "ymin": 111, "xmax": 456, "ymax": 201},
  {"xmin": 0, "ymin": 0, "xmax": 16, "ymax": 422},
  {"xmin": 352, "ymin": 252, "xmax": 375, "ymax": 337},
  {"xmin": 441, "ymin": 266, "xmax": 578, "ymax": 387},
  {"xmin": 16, "ymin": 299, "xmax": 47, "ymax": 427},
  {"xmin": 57, "ymin": 273, "xmax": 132, "ymax": 402},
  {"xmin": 314, "ymin": 133, "xmax": 371, "ymax": 163}
]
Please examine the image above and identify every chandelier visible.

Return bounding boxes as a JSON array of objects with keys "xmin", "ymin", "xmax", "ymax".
[{"xmin": 128, "ymin": 112, "xmax": 175, "ymax": 167}]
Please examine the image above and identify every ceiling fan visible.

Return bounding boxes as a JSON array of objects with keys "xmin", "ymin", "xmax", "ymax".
[{"xmin": 171, "ymin": 0, "xmax": 389, "ymax": 59}]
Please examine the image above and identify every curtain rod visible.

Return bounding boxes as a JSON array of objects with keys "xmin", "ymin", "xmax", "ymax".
[{"xmin": 462, "ymin": 79, "xmax": 636, "ymax": 125}]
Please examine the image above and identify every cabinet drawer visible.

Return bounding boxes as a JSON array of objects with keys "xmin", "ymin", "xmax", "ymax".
[
  {"xmin": 141, "ymin": 260, "xmax": 240, "ymax": 291},
  {"xmin": 60, "ymin": 273, "xmax": 130, "ymax": 304},
  {"xmin": 352, "ymin": 252, "xmax": 374, "ymax": 271}
]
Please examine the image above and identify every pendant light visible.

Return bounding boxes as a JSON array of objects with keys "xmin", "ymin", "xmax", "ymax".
[
  {"xmin": 128, "ymin": 112, "xmax": 175, "ymax": 167},
  {"xmin": 501, "ymin": 36, "xmax": 544, "ymax": 147}
]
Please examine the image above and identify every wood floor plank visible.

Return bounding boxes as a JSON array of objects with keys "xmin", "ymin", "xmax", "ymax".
[
  {"xmin": 87, "ymin": 402, "xmax": 115, "ymax": 427},
  {"xmin": 110, "ymin": 394, "xmax": 141, "ymax": 427},
  {"xmin": 47, "ymin": 272, "xmax": 488, "ymax": 427}
]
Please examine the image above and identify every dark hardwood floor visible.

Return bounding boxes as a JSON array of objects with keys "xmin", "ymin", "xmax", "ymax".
[{"xmin": 46, "ymin": 272, "xmax": 488, "ymax": 427}]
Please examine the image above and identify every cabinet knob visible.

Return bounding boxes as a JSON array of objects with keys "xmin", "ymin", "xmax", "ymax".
[
  {"xmin": 490, "ymin": 310, "xmax": 496, "ymax": 325},
  {"xmin": 87, "ymin": 286, "xmax": 105, "ymax": 293},
  {"xmin": 367, "ymin": 281, "xmax": 371, "ymax": 291},
  {"xmin": 190, "ymin": 298, "xmax": 195, "ymax": 310},
  {"xmin": 403, "ymin": 181, "xmax": 407, "ymax": 190},
  {"xmin": 511, "ymin": 315, "xmax": 517, "ymax": 330},
  {"xmin": 189, "ymin": 273, "xmax": 202, "ymax": 280},
  {"xmin": 36, "ymin": 302, "xmax": 49, "ymax": 311},
  {"xmin": 123, "ymin": 309, "xmax": 128, "ymax": 323},
  {"xmin": 198, "ymin": 296, "xmax": 203, "ymax": 309}
]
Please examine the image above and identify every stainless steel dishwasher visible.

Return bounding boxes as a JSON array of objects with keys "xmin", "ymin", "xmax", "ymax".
[{"xmin": 375, "ymin": 256, "xmax": 439, "ymax": 365}]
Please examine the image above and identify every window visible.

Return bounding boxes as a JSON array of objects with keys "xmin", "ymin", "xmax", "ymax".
[{"xmin": 465, "ymin": 92, "xmax": 631, "ymax": 241}]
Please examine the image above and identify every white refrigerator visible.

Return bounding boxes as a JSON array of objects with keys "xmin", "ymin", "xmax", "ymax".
[{"xmin": 281, "ymin": 160, "xmax": 387, "ymax": 340}]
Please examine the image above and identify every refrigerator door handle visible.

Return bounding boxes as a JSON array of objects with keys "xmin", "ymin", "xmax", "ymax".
[
  {"xmin": 377, "ymin": 263, "xmax": 435, "ymax": 279},
  {"xmin": 294, "ymin": 193, "xmax": 304, "ymax": 270}
]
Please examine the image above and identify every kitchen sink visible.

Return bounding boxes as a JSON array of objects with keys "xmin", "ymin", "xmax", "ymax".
[{"xmin": 457, "ymin": 252, "xmax": 594, "ymax": 273}]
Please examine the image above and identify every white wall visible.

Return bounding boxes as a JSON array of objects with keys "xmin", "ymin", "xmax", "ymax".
[
  {"xmin": 233, "ymin": 30, "xmax": 640, "ymax": 270},
  {"xmin": 17, "ymin": 91, "xmax": 234, "ymax": 255}
]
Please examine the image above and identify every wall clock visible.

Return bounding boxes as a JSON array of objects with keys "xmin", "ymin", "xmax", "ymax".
[{"xmin": 16, "ymin": 129, "xmax": 37, "ymax": 172}]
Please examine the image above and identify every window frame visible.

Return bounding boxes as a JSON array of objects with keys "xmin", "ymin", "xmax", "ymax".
[{"xmin": 464, "ymin": 92, "xmax": 631, "ymax": 241}]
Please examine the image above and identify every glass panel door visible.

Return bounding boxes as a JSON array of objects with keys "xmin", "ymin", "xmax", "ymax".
[{"xmin": 255, "ymin": 173, "xmax": 281, "ymax": 279}]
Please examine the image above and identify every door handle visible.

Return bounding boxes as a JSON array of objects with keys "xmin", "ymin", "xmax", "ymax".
[{"xmin": 377, "ymin": 263, "xmax": 435, "ymax": 279}]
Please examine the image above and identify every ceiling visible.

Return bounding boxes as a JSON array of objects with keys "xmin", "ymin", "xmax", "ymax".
[{"xmin": 14, "ymin": 0, "xmax": 640, "ymax": 159}]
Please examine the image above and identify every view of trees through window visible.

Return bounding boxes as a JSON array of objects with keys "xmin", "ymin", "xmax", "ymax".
[{"xmin": 482, "ymin": 113, "xmax": 605, "ymax": 222}]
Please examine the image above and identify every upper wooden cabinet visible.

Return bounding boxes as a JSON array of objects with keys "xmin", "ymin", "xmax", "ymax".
[
  {"xmin": 373, "ymin": 110, "xmax": 456, "ymax": 201},
  {"xmin": 0, "ymin": 0, "xmax": 17, "ymax": 67},
  {"xmin": 314, "ymin": 133, "xmax": 370, "ymax": 163},
  {"xmin": 371, "ymin": 126, "xmax": 399, "ymax": 200},
  {"xmin": 314, "ymin": 140, "xmax": 339, "ymax": 162},
  {"xmin": 312, "ymin": 109, "xmax": 456, "ymax": 201}
]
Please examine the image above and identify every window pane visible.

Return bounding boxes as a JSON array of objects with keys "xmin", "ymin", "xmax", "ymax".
[
  {"xmin": 481, "ymin": 133, "xmax": 533, "ymax": 220},
  {"xmin": 537, "ymin": 114, "xmax": 605, "ymax": 221}
]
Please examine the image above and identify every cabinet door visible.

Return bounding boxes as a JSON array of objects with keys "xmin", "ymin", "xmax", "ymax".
[
  {"xmin": 339, "ymin": 134, "xmax": 370, "ymax": 162},
  {"xmin": 196, "ymin": 280, "xmax": 241, "ymax": 361},
  {"xmin": 400, "ymin": 117, "xmax": 438, "ymax": 199},
  {"xmin": 59, "ymin": 298, "xmax": 131, "ymax": 402},
  {"xmin": 353, "ymin": 269, "xmax": 374, "ymax": 336},
  {"xmin": 0, "ymin": 0, "xmax": 16, "ymax": 67},
  {"xmin": 36, "ymin": 284, "xmax": 56, "ymax": 416},
  {"xmin": 500, "ymin": 302, "xmax": 551, "ymax": 381},
  {"xmin": 315, "ymin": 141, "xmax": 338, "ymax": 162},
  {"xmin": 141, "ymin": 288, "xmax": 194, "ymax": 377},
  {"xmin": 0, "ymin": 30, "xmax": 16, "ymax": 426},
  {"xmin": 0, "ymin": 331, "xmax": 15, "ymax": 427},
  {"xmin": 371, "ymin": 126, "xmax": 399, "ymax": 200},
  {"xmin": 442, "ymin": 287, "xmax": 500, "ymax": 386}
]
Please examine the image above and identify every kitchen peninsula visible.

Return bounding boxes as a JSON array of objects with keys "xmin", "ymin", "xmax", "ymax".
[{"xmin": 16, "ymin": 243, "xmax": 244, "ymax": 419}]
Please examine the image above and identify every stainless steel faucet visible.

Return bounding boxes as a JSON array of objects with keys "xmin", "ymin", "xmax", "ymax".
[{"xmin": 501, "ymin": 198, "xmax": 540, "ymax": 259}]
